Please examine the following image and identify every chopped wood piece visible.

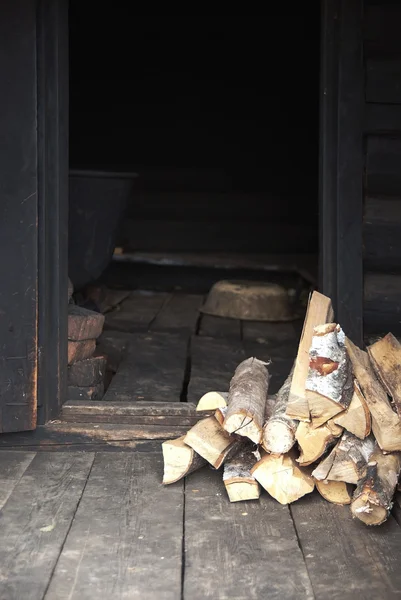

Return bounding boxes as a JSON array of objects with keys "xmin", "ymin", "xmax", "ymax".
[
  {"xmin": 251, "ymin": 451, "xmax": 314, "ymax": 505},
  {"xmin": 315, "ymin": 480, "xmax": 352, "ymax": 505},
  {"xmin": 312, "ymin": 431, "xmax": 375, "ymax": 484},
  {"xmin": 333, "ymin": 381, "xmax": 371, "ymax": 439},
  {"xmin": 351, "ymin": 446, "xmax": 401, "ymax": 526},
  {"xmin": 223, "ymin": 444, "xmax": 261, "ymax": 502},
  {"xmin": 162, "ymin": 436, "xmax": 206, "ymax": 484},
  {"xmin": 262, "ymin": 366, "xmax": 298, "ymax": 455},
  {"xmin": 346, "ymin": 338, "xmax": 401, "ymax": 452},
  {"xmin": 306, "ymin": 323, "xmax": 353, "ymax": 427},
  {"xmin": 67, "ymin": 383, "xmax": 104, "ymax": 401},
  {"xmin": 184, "ymin": 416, "xmax": 241, "ymax": 469},
  {"xmin": 67, "ymin": 355, "xmax": 107, "ymax": 387},
  {"xmin": 223, "ymin": 357, "xmax": 269, "ymax": 444},
  {"xmin": 68, "ymin": 305, "xmax": 105, "ymax": 341},
  {"xmin": 214, "ymin": 406, "xmax": 227, "ymax": 426},
  {"xmin": 196, "ymin": 391, "xmax": 228, "ymax": 412},
  {"xmin": 296, "ymin": 420, "xmax": 343, "ymax": 466},
  {"xmin": 368, "ymin": 333, "xmax": 401, "ymax": 418},
  {"xmin": 286, "ymin": 291, "xmax": 334, "ymax": 421},
  {"xmin": 68, "ymin": 339, "xmax": 96, "ymax": 365}
]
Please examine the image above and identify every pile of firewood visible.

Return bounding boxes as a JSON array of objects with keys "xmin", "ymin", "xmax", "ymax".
[
  {"xmin": 162, "ymin": 291, "xmax": 401, "ymax": 526},
  {"xmin": 67, "ymin": 278, "xmax": 106, "ymax": 401}
]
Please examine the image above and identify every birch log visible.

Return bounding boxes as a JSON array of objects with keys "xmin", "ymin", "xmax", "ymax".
[
  {"xmin": 346, "ymin": 338, "xmax": 401, "ymax": 452},
  {"xmin": 296, "ymin": 420, "xmax": 343, "ymax": 466},
  {"xmin": 251, "ymin": 451, "xmax": 314, "ymax": 505},
  {"xmin": 196, "ymin": 391, "xmax": 228, "ymax": 412},
  {"xmin": 162, "ymin": 436, "xmax": 206, "ymax": 484},
  {"xmin": 223, "ymin": 357, "xmax": 269, "ymax": 444},
  {"xmin": 368, "ymin": 333, "xmax": 401, "ymax": 418},
  {"xmin": 315, "ymin": 480, "xmax": 352, "ymax": 505},
  {"xmin": 223, "ymin": 444, "xmax": 260, "ymax": 502},
  {"xmin": 305, "ymin": 323, "xmax": 353, "ymax": 428},
  {"xmin": 351, "ymin": 446, "xmax": 401, "ymax": 526},
  {"xmin": 312, "ymin": 431, "xmax": 375, "ymax": 484},
  {"xmin": 286, "ymin": 291, "xmax": 334, "ymax": 421},
  {"xmin": 333, "ymin": 380, "xmax": 371, "ymax": 439},
  {"xmin": 262, "ymin": 366, "xmax": 298, "ymax": 455},
  {"xmin": 184, "ymin": 416, "xmax": 241, "ymax": 469}
]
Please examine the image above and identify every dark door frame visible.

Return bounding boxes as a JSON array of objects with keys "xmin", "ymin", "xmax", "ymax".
[
  {"xmin": 32, "ymin": 0, "xmax": 364, "ymax": 425},
  {"xmin": 319, "ymin": 0, "xmax": 364, "ymax": 346}
]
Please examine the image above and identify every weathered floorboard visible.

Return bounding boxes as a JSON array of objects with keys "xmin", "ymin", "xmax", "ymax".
[
  {"xmin": 184, "ymin": 468, "xmax": 314, "ymax": 600},
  {"xmin": 150, "ymin": 292, "xmax": 203, "ymax": 332},
  {"xmin": 0, "ymin": 452, "xmax": 94, "ymax": 600},
  {"xmin": 0, "ymin": 451, "xmax": 35, "ymax": 509},
  {"xmin": 187, "ymin": 336, "xmax": 245, "ymax": 403},
  {"xmin": 45, "ymin": 453, "xmax": 183, "ymax": 600},
  {"xmin": 198, "ymin": 314, "xmax": 242, "ymax": 340},
  {"xmin": 103, "ymin": 332, "xmax": 188, "ymax": 402},
  {"xmin": 104, "ymin": 291, "xmax": 168, "ymax": 332},
  {"xmin": 291, "ymin": 492, "xmax": 401, "ymax": 599}
]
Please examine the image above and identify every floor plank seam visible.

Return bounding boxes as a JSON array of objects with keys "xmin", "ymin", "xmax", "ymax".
[
  {"xmin": 180, "ymin": 477, "xmax": 186, "ymax": 600},
  {"xmin": 148, "ymin": 292, "xmax": 173, "ymax": 330},
  {"xmin": 41, "ymin": 452, "xmax": 97, "ymax": 600},
  {"xmin": 180, "ymin": 336, "xmax": 192, "ymax": 403},
  {"xmin": 288, "ymin": 505, "xmax": 317, "ymax": 600}
]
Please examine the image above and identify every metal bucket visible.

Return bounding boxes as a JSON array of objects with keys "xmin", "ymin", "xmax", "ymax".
[{"xmin": 68, "ymin": 170, "xmax": 136, "ymax": 289}]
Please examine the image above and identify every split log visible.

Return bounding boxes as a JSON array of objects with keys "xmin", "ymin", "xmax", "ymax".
[
  {"xmin": 346, "ymin": 338, "xmax": 401, "ymax": 452},
  {"xmin": 368, "ymin": 333, "xmax": 401, "ymax": 418},
  {"xmin": 251, "ymin": 451, "xmax": 314, "ymax": 505},
  {"xmin": 223, "ymin": 357, "xmax": 269, "ymax": 444},
  {"xmin": 162, "ymin": 436, "xmax": 206, "ymax": 484},
  {"xmin": 67, "ymin": 355, "xmax": 107, "ymax": 387},
  {"xmin": 196, "ymin": 391, "xmax": 228, "ymax": 412},
  {"xmin": 286, "ymin": 291, "xmax": 334, "ymax": 421},
  {"xmin": 305, "ymin": 323, "xmax": 353, "ymax": 428},
  {"xmin": 312, "ymin": 431, "xmax": 375, "ymax": 484},
  {"xmin": 315, "ymin": 480, "xmax": 352, "ymax": 505},
  {"xmin": 296, "ymin": 420, "xmax": 343, "ymax": 466},
  {"xmin": 332, "ymin": 381, "xmax": 371, "ymax": 439},
  {"xmin": 262, "ymin": 366, "xmax": 298, "ymax": 455},
  {"xmin": 223, "ymin": 444, "xmax": 260, "ymax": 502},
  {"xmin": 351, "ymin": 446, "xmax": 401, "ymax": 526},
  {"xmin": 184, "ymin": 416, "xmax": 242, "ymax": 469}
]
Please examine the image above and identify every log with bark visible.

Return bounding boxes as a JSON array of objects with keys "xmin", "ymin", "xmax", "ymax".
[
  {"xmin": 305, "ymin": 323, "xmax": 353, "ymax": 428},
  {"xmin": 346, "ymin": 338, "xmax": 401, "ymax": 452},
  {"xmin": 332, "ymin": 380, "xmax": 371, "ymax": 439},
  {"xmin": 296, "ymin": 420, "xmax": 343, "ymax": 466},
  {"xmin": 184, "ymin": 416, "xmax": 242, "ymax": 469},
  {"xmin": 223, "ymin": 357, "xmax": 270, "ymax": 444},
  {"xmin": 368, "ymin": 333, "xmax": 401, "ymax": 418},
  {"xmin": 312, "ymin": 431, "xmax": 375, "ymax": 485},
  {"xmin": 262, "ymin": 366, "xmax": 298, "ymax": 455},
  {"xmin": 223, "ymin": 444, "xmax": 260, "ymax": 502},
  {"xmin": 351, "ymin": 445, "xmax": 401, "ymax": 526},
  {"xmin": 286, "ymin": 291, "xmax": 334, "ymax": 421},
  {"xmin": 251, "ymin": 451, "xmax": 315, "ymax": 505},
  {"xmin": 162, "ymin": 436, "xmax": 206, "ymax": 484}
]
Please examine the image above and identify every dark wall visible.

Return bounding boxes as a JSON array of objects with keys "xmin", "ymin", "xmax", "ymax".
[
  {"xmin": 362, "ymin": 2, "xmax": 401, "ymax": 335},
  {"xmin": 69, "ymin": 10, "xmax": 320, "ymax": 254}
]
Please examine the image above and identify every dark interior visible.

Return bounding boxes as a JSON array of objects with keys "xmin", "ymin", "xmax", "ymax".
[{"xmin": 68, "ymin": 9, "xmax": 320, "ymax": 292}]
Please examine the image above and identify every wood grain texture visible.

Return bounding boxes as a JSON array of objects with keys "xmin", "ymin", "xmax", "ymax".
[
  {"xmin": 45, "ymin": 453, "xmax": 183, "ymax": 600},
  {"xmin": 0, "ymin": 451, "xmax": 35, "ymax": 509},
  {"xmin": 364, "ymin": 273, "xmax": 401, "ymax": 335},
  {"xmin": 0, "ymin": 452, "xmax": 94, "ymax": 600},
  {"xmin": 150, "ymin": 293, "xmax": 202, "ymax": 332},
  {"xmin": 103, "ymin": 332, "xmax": 188, "ymax": 402},
  {"xmin": 183, "ymin": 468, "xmax": 314, "ymax": 600},
  {"xmin": 291, "ymin": 492, "xmax": 401, "ymax": 599},
  {"xmin": 364, "ymin": 196, "xmax": 401, "ymax": 270}
]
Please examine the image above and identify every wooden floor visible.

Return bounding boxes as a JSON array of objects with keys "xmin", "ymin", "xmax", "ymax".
[
  {"xmin": 3, "ymin": 289, "xmax": 401, "ymax": 598},
  {"xmin": 2, "ymin": 449, "xmax": 401, "ymax": 600}
]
